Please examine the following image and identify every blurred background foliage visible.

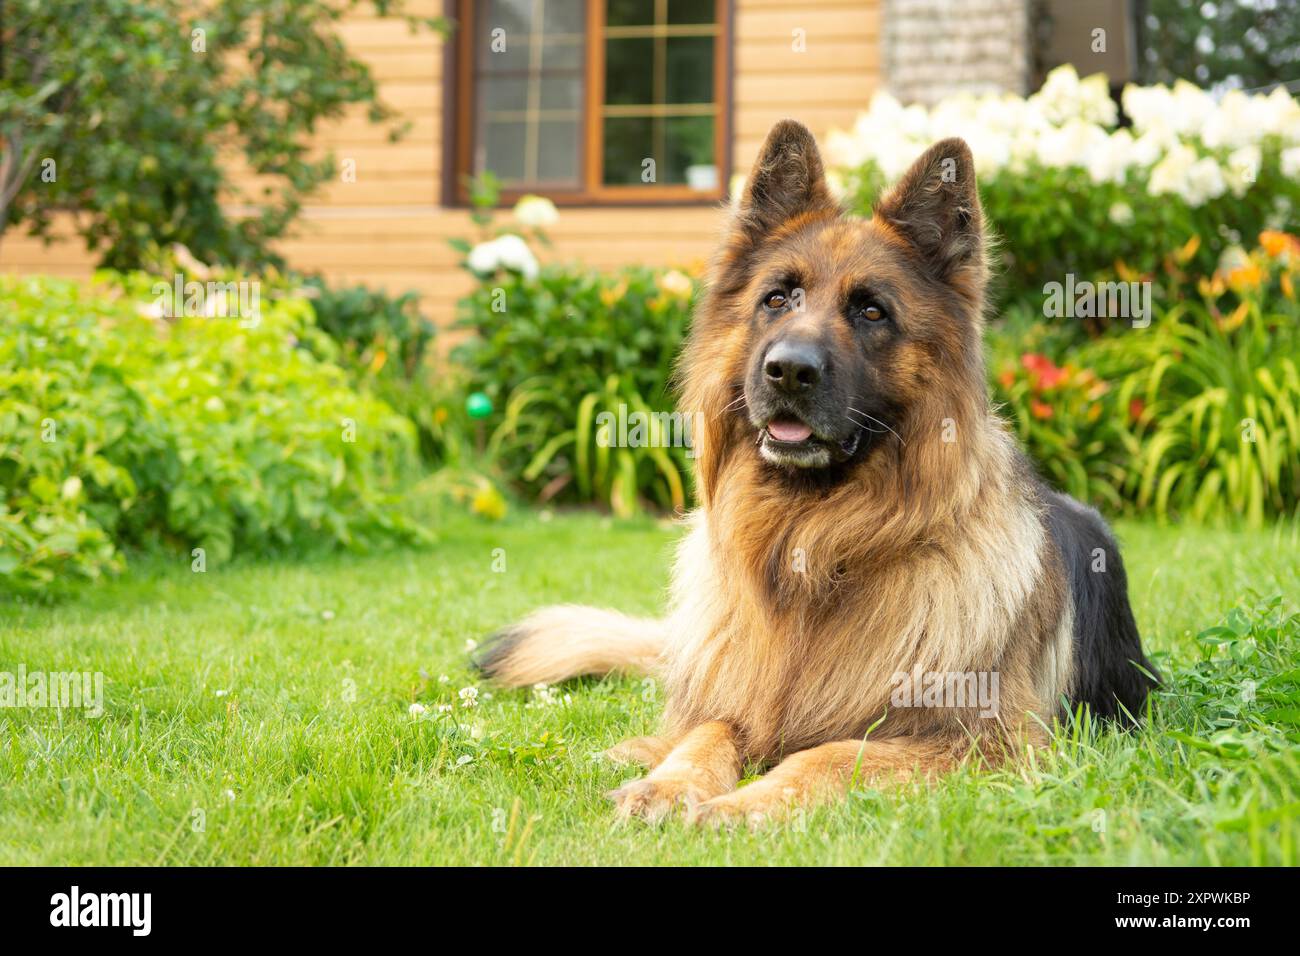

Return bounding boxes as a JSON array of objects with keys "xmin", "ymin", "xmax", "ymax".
[{"xmin": 3, "ymin": 4, "xmax": 1300, "ymax": 594}]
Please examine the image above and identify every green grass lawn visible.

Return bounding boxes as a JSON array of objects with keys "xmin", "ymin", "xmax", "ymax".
[{"xmin": 2, "ymin": 512, "xmax": 1297, "ymax": 866}]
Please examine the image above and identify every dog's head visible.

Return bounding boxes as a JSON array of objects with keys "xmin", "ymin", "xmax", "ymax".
[{"xmin": 681, "ymin": 120, "xmax": 991, "ymax": 498}]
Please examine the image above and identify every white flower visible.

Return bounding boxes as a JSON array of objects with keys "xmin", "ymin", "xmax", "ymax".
[
  {"xmin": 658, "ymin": 269, "xmax": 693, "ymax": 299},
  {"xmin": 1087, "ymin": 128, "xmax": 1135, "ymax": 184},
  {"xmin": 458, "ymin": 686, "xmax": 479, "ymax": 708},
  {"xmin": 409, "ymin": 702, "xmax": 427, "ymax": 718},
  {"xmin": 1029, "ymin": 65, "xmax": 1117, "ymax": 127},
  {"xmin": 465, "ymin": 234, "xmax": 539, "ymax": 281},
  {"xmin": 1185, "ymin": 157, "xmax": 1227, "ymax": 206},
  {"xmin": 464, "ymin": 638, "xmax": 478, "ymax": 651},
  {"xmin": 1036, "ymin": 119, "xmax": 1108, "ymax": 170},
  {"xmin": 1225, "ymin": 145, "xmax": 1261, "ymax": 198},
  {"xmin": 1147, "ymin": 143, "xmax": 1198, "ymax": 200},
  {"xmin": 1282, "ymin": 147, "xmax": 1300, "ymax": 180},
  {"xmin": 513, "ymin": 194, "xmax": 559, "ymax": 229},
  {"xmin": 1218, "ymin": 244, "xmax": 1250, "ymax": 273},
  {"xmin": 1108, "ymin": 202, "xmax": 1134, "ymax": 227},
  {"xmin": 530, "ymin": 682, "xmax": 564, "ymax": 707}
]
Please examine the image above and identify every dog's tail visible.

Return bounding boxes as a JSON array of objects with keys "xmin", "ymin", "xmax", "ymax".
[{"xmin": 471, "ymin": 605, "xmax": 665, "ymax": 687}]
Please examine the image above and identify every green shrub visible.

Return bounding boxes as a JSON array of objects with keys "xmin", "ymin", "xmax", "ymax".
[
  {"xmin": 301, "ymin": 276, "xmax": 436, "ymax": 378},
  {"xmin": 831, "ymin": 66, "xmax": 1300, "ymax": 312},
  {"xmin": 0, "ymin": 272, "xmax": 425, "ymax": 592},
  {"xmin": 992, "ymin": 234, "xmax": 1300, "ymax": 525},
  {"xmin": 452, "ymin": 264, "xmax": 695, "ymax": 513},
  {"xmin": 296, "ymin": 275, "xmax": 449, "ymax": 465}
]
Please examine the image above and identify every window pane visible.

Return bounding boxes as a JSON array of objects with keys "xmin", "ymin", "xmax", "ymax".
[
  {"xmin": 482, "ymin": 76, "xmax": 529, "ymax": 113},
  {"xmin": 600, "ymin": 1, "xmax": 720, "ymax": 189},
  {"xmin": 479, "ymin": 120, "xmax": 527, "ymax": 182},
  {"xmin": 605, "ymin": 37, "xmax": 654, "ymax": 105},
  {"xmin": 539, "ymin": 120, "xmax": 581, "ymax": 181},
  {"xmin": 540, "ymin": 74, "xmax": 581, "ymax": 111},
  {"xmin": 478, "ymin": 0, "xmax": 532, "ymax": 72},
  {"xmin": 667, "ymin": 0, "xmax": 715, "ymax": 24},
  {"xmin": 665, "ymin": 36, "xmax": 714, "ymax": 103},
  {"xmin": 603, "ymin": 115, "xmax": 715, "ymax": 187},
  {"xmin": 603, "ymin": 116, "xmax": 653, "ymax": 185},
  {"xmin": 542, "ymin": 34, "xmax": 583, "ymax": 70},
  {"xmin": 474, "ymin": 0, "xmax": 585, "ymax": 189},
  {"xmin": 665, "ymin": 116, "xmax": 715, "ymax": 186},
  {"xmin": 607, "ymin": 0, "xmax": 655, "ymax": 27}
]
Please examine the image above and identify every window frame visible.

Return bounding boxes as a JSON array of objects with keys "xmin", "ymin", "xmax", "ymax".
[{"xmin": 449, "ymin": 0, "xmax": 733, "ymax": 207}]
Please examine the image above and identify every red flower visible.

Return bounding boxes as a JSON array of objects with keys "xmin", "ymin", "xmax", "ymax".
[
  {"xmin": 1021, "ymin": 353, "xmax": 1066, "ymax": 391},
  {"xmin": 1030, "ymin": 400, "xmax": 1054, "ymax": 420},
  {"xmin": 1128, "ymin": 398, "xmax": 1145, "ymax": 423}
]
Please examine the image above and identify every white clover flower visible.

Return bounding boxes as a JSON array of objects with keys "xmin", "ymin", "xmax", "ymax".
[
  {"xmin": 458, "ymin": 686, "xmax": 479, "ymax": 708},
  {"xmin": 513, "ymin": 194, "xmax": 559, "ymax": 228},
  {"xmin": 409, "ymin": 702, "xmax": 427, "ymax": 718},
  {"xmin": 530, "ymin": 682, "xmax": 563, "ymax": 707}
]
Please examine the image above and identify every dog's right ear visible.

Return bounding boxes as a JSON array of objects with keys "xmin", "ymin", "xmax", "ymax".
[{"xmin": 718, "ymin": 120, "xmax": 837, "ymax": 281}]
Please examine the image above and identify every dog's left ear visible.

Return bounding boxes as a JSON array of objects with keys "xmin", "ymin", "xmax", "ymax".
[{"xmin": 873, "ymin": 138, "xmax": 985, "ymax": 284}]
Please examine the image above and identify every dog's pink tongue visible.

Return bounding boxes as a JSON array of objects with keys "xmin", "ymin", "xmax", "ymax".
[{"xmin": 767, "ymin": 418, "xmax": 813, "ymax": 442}]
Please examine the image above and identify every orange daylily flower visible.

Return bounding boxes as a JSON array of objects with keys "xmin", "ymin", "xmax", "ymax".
[
  {"xmin": 1225, "ymin": 263, "xmax": 1264, "ymax": 294},
  {"xmin": 1259, "ymin": 230, "xmax": 1300, "ymax": 259},
  {"xmin": 1198, "ymin": 274, "xmax": 1226, "ymax": 300},
  {"xmin": 1174, "ymin": 235, "xmax": 1201, "ymax": 265},
  {"xmin": 1218, "ymin": 301, "xmax": 1250, "ymax": 332}
]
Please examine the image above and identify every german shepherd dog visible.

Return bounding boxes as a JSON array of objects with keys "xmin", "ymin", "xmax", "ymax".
[{"xmin": 475, "ymin": 120, "xmax": 1158, "ymax": 825}]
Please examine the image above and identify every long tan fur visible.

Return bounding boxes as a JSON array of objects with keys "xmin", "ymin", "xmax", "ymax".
[{"xmin": 477, "ymin": 121, "xmax": 1084, "ymax": 825}]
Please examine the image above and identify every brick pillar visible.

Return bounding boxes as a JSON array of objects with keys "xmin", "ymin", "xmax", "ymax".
[{"xmin": 883, "ymin": 0, "xmax": 1031, "ymax": 104}]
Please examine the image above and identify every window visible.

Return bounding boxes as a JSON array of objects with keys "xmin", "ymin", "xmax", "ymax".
[{"xmin": 454, "ymin": 0, "xmax": 731, "ymax": 204}]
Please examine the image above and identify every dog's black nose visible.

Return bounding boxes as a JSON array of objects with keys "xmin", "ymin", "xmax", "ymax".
[{"xmin": 764, "ymin": 340, "xmax": 825, "ymax": 392}]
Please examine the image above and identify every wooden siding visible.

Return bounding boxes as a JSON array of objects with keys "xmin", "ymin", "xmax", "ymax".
[{"xmin": 0, "ymin": 0, "xmax": 881, "ymax": 328}]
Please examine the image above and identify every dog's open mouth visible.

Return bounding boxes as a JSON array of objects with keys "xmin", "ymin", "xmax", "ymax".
[
  {"xmin": 766, "ymin": 417, "xmax": 814, "ymax": 444},
  {"xmin": 759, "ymin": 414, "xmax": 859, "ymax": 468}
]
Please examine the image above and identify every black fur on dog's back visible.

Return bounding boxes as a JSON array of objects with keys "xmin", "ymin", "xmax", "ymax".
[{"xmin": 1045, "ymin": 490, "xmax": 1159, "ymax": 722}]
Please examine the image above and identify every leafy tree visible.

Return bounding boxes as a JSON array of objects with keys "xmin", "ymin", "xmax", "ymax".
[
  {"xmin": 1138, "ymin": 0, "xmax": 1300, "ymax": 91},
  {"xmin": 0, "ymin": 0, "xmax": 445, "ymax": 268}
]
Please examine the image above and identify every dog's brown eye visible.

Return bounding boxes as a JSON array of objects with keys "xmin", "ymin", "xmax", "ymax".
[
  {"xmin": 763, "ymin": 290, "xmax": 787, "ymax": 310},
  {"xmin": 863, "ymin": 305, "xmax": 884, "ymax": 321}
]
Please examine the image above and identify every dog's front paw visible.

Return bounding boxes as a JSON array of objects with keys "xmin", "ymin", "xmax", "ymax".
[
  {"xmin": 687, "ymin": 780, "xmax": 798, "ymax": 828},
  {"xmin": 602, "ymin": 736, "xmax": 673, "ymax": 769},
  {"xmin": 607, "ymin": 775, "xmax": 709, "ymax": 824}
]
